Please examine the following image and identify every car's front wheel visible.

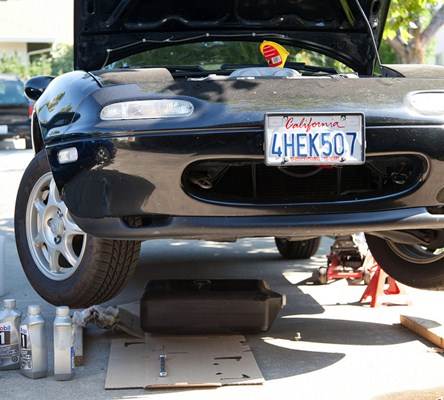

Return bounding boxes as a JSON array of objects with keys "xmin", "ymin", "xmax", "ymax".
[
  {"xmin": 14, "ymin": 151, "xmax": 141, "ymax": 308},
  {"xmin": 366, "ymin": 234, "xmax": 444, "ymax": 290}
]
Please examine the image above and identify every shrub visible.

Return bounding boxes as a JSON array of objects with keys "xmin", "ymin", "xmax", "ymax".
[{"xmin": 0, "ymin": 44, "xmax": 74, "ymax": 80}]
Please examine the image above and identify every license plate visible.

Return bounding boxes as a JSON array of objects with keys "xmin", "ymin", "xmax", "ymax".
[
  {"xmin": 0, "ymin": 125, "xmax": 8, "ymax": 135},
  {"xmin": 265, "ymin": 113, "xmax": 365, "ymax": 166}
]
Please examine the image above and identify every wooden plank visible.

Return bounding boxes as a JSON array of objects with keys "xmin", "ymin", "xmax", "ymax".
[{"xmin": 400, "ymin": 315, "xmax": 444, "ymax": 348}]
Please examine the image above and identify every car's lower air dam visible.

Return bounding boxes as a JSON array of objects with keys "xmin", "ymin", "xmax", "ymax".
[{"xmin": 182, "ymin": 154, "xmax": 428, "ymax": 206}]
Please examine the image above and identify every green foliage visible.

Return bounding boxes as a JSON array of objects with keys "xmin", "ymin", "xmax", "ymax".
[
  {"xmin": 114, "ymin": 42, "xmax": 264, "ymax": 69},
  {"xmin": 379, "ymin": 41, "xmax": 399, "ymax": 64},
  {"xmin": 0, "ymin": 53, "xmax": 52, "ymax": 79},
  {"xmin": 293, "ymin": 51, "xmax": 353, "ymax": 73},
  {"xmin": 50, "ymin": 44, "xmax": 74, "ymax": 76},
  {"xmin": 383, "ymin": 0, "xmax": 440, "ymax": 44},
  {"xmin": 0, "ymin": 54, "xmax": 27, "ymax": 77},
  {"xmin": 28, "ymin": 56, "xmax": 52, "ymax": 77},
  {"xmin": 382, "ymin": 0, "xmax": 443, "ymax": 63},
  {"xmin": 0, "ymin": 44, "xmax": 74, "ymax": 80}
]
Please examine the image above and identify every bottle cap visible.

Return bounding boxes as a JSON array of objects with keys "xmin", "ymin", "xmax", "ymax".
[
  {"xmin": 56, "ymin": 306, "xmax": 70, "ymax": 317},
  {"xmin": 28, "ymin": 304, "xmax": 41, "ymax": 315},
  {"xmin": 3, "ymin": 299, "xmax": 16, "ymax": 309}
]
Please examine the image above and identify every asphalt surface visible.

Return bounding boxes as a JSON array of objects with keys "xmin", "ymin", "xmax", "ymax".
[{"xmin": 2, "ymin": 147, "xmax": 444, "ymax": 400}]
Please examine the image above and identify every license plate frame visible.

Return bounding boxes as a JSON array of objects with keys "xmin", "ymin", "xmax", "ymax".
[
  {"xmin": 0, "ymin": 125, "xmax": 8, "ymax": 135},
  {"xmin": 264, "ymin": 112, "xmax": 365, "ymax": 166}
]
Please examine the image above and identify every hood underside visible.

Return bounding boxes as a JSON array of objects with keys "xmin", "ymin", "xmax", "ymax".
[{"xmin": 75, "ymin": 0, "xmax": 390, "ymax": 74}]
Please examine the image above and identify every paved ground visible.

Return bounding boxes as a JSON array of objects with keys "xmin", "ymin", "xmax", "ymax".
[{"xmin": 2, "ymin": 148, "xmax": 444, "ymax": 400}]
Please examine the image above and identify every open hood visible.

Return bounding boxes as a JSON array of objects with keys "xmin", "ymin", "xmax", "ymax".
[{"xmin": 74, "ymin": 0, "xmax": 390, "ymax": 74}]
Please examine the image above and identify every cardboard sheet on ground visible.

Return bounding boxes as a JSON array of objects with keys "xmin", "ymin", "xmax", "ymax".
[{"xmin": 105, "ymin": 335, "xmax": 264, "ymax": 389}]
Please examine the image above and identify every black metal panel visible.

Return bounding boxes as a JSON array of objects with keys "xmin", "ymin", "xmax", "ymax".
[{"xmin": 74, "ymin": 0, "xmax": 389, "ymax": 73}]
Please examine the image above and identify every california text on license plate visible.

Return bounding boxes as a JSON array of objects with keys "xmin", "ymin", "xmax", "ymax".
[{"xmin": 265, "ymin": 113, "xmax": 365, "ymax": 166}]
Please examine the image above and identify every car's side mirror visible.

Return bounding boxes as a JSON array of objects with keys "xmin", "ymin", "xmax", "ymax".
[{"xmin": 25, "ymin": 76, "xmax": 55, "ymax": 101}]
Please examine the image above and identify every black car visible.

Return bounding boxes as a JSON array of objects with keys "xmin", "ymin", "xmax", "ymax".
[
  {"xmin": 0, "ymin": 74, "xmax": 31, "ymax": 148},
  {"xmin": 14, "ymin": 0, "xmax": 444, "ymax": 307}
]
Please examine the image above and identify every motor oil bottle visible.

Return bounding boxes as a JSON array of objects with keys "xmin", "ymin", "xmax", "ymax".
[
  {"xmin": 54, "ymin": 306, "xmax": 74, "ymax": 380},
  {"xmin": 0, "ymin": 299, "xmax": 21, "ymax": 370},
  {"xmin": 20, "ymin": 304, "xmax": 47, "ymax": 379}
]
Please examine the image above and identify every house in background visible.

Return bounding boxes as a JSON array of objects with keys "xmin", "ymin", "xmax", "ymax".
[{"xmin": 0, "ymin": 0, "xmax": 73, "ymax": 63}]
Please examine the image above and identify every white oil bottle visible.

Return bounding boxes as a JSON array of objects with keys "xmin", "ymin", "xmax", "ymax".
[
  {"xmin": 20, "ymin": 304, "xmax": 47, "ymax": 379},
  {"xmin": 0, "ymin": 299, "xmax": 21, "ymax": 370},
  {"xmin": 54, "ymin": 306, "xmax": 74, "ymax": 380}
]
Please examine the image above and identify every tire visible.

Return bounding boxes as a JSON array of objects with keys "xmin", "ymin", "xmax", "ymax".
[
  {"xmin": 14, "ymin": 150, "xmax": 141, "ymax": 308},
  {"xmin": 275, "ymin": 237, "xmax": 321, "ymax": 260},
  {"xmin": 366, "ymin": 234, "xmax": 444, "ymax": 290}
]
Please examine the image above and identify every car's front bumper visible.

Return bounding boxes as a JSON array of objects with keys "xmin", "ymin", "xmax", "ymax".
[{"xmin": 46, "ymin": 123, "xmax": 444, "ymax": 239}]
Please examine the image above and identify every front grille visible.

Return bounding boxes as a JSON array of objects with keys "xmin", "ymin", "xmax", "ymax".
[{"xmin": 182, "ymin": 154, "xmax": 427, "ymax": 205}]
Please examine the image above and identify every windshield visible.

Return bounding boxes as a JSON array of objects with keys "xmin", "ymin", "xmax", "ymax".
[
  {"xmin": 0, "ymin": 80, "xmax": 27, "ymax": 106},
  {"xmin": 109, "ymin": 41, "xmax": 354, "ymax": 74}
]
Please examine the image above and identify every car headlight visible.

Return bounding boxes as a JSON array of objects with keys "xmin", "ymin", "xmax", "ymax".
[
  {"xmin": 100, "ymin": 100, "xmax": 194, "ymax": 120},
  {"xmin": 408, "ymin": 92, "xmax": 444, "ymax": 115}
]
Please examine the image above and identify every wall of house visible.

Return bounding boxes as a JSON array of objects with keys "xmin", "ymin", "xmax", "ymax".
[
  {"xmin": 0, "ymin": 0, "xmax": 73, "ymax": 62},
  {"xmin": 0, "ymin": 42, "xmax": 27, "ymax": 61}
]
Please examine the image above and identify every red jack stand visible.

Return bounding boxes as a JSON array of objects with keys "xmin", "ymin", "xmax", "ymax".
[
  {"xmin": 312, "ymin": 235, "xmax": 370, "ymax": 285},
  {"xmin": 323, "ymin": 253, "xmax": 368, "ymax": 284},
  {"xmin": 360, "ymin": 256, "xmax": 410, "ymax": 307}
]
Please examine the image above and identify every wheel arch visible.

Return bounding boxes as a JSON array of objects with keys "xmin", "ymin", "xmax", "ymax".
[
  {"xmin": 29, "ymin": 70, "xmax": 100, "ymax": 151},
  {"xmin": 31, "ymin": 113, "xmax": 44, "ymax": 154},
  {"xmin": 14, "ymin": 150, "xmax": 141, "ymax": 307}
]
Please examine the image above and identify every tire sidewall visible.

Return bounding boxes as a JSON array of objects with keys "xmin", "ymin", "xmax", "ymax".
[
  {"xmin": 275, "ymin": 237, "xmax": 320, "ymax": 260},
  {"xmin": 15, "ymin": 151, "xmax": 102, "ymax": 306}
]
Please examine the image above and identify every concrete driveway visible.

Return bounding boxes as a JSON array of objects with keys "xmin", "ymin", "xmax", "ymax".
[{"xmin": 2, "ymin": 148, "xmax": 444, "ymax": 400}]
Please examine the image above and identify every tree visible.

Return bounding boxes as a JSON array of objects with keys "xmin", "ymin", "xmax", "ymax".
[
  {"xmin": 0, "ymin": 53, "xmax": 51, "ymax": 78},
  {"xmin": 384, "ymin": 0, "xmax": 444, "ymax": 64},
  {"xmin": 50, "ymin": 44, "xmax": 74, "ymax": 76},
  {"xmin": 0, "ymin": 54, "xmax": 26, "ymax": 77}
]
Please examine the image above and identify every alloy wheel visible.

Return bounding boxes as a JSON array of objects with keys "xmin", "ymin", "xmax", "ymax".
[
  {"xmin": 387, "ymin": 241, "xmax": 444, "ymax": 265},
  {"xmin": 25, "ymin": 172, "xmax": 87, "ymax": 281}
]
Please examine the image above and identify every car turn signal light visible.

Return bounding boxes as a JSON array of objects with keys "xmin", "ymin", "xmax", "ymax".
[{"xmin": 57, "ymin": 147, "xmax": 78, "ymax": 164}]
